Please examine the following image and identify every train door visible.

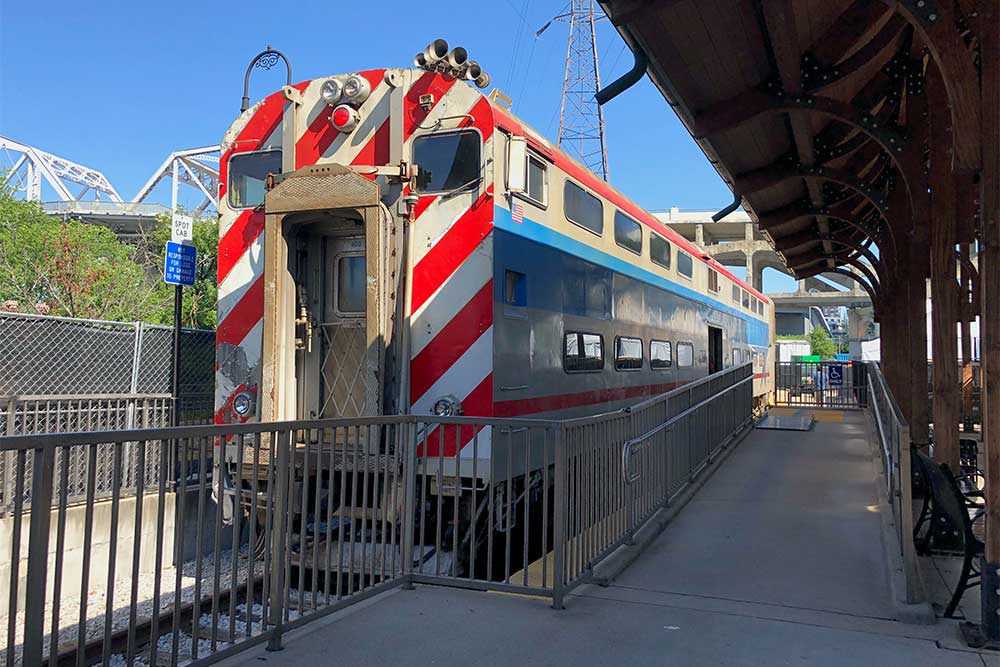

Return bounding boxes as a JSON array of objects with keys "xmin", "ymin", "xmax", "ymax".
[
  {"xmin": 260, "ymin": 165, "xmax": 401, "ymax": 428},
  {"xmin": 708, "ymin": 326, "xmax": 723, "ymax": 374}
]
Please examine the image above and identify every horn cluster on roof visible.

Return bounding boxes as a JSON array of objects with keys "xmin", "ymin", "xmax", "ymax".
[{"xmin": 414, "ymin": 39, "xmax": 490, "ymax": 89}]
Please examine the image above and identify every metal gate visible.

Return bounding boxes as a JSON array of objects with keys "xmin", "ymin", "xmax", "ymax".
[{"xmin": 774, "ymin": 360, "xmax": 869, "ymax": 408}]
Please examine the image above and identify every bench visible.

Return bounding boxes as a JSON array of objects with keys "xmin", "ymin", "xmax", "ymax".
[{"xmin": 912, "ymin": 449, "xmax": 984, "ymax": 618}]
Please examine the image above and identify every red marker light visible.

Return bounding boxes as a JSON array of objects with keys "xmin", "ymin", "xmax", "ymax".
[{"xmin": 331, "ymin": 104, "xmax": 360, "ymax": 132}]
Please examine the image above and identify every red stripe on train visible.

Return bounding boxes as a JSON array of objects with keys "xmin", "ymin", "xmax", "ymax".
[
  {"xmin": 404, "ymin": 72, "xmax": 458, "ymax": 140},
  {"xmin": 410, "ymin": 189, "xmax": 494, "ymax": 312},
  {"xmin": 216, "ymin": 275, "xmax": 264, "ymax": 347},
  {"xmin": 419, "ymin": 373, "xmax": 494, "ymax": 457},
  {"xmin": 409, "ymin": 280, "xmax": 493, "ymax": 403},
  {"xmin": 217, "ymin": 210, "xmax": 265, "ymax": 282},
  {"xmin": 493, "ymin": 381, "xmax": 684, "ymax": 417}
]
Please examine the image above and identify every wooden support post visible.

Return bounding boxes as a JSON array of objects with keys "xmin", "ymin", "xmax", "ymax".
[
  {"xmin": 909, "ymin": 235, "xmax": 931, "ymax": 446},
  {"xmin": 961, "ymin": 243, "xmax": 976, "ymax": 432},
  {"xmin": 929, "ymin": 70, "xmax": 962, "ymax": 473},
  {"xmin": 981, "ymin": 0, "xmax": 1000, "ymax": 641}
]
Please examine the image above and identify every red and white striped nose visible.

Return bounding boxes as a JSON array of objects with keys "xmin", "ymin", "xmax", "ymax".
[{"xmin": 331, "ymin": 104, "xmax": 360, "ymax": 132}]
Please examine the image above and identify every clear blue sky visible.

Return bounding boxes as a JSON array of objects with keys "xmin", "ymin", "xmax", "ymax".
[{"xmin": 0, "ymin": 1, "xmax": 797, "ymax": 291}]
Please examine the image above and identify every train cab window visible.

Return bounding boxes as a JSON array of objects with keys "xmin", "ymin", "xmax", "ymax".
[
  {"xmin": 564, "ymin": 332, "xmax": 604, "ymax": 372},
  {"xmin": 614, "ymin": 336, "xmax": 643, "ymax": 371},
  {"xmin": 677, "ymin": 342, "xmax": 694, "ymax": 368},
  {"xmin": 650, "ymin": 340, "xmax": 672, "ymax": 369},
  {"xmin": 525, "ymin": 154, "xmax": 547, "ymax": 205},
  {"xmin": 413, "ymin": 130, "xmax": 481, "ymax": 193},
  {"xmin": 650, "ymin": 233, "xmax": 671, "ymax": 269},
  {"xmin": 228, "ymin": 149, "xmax": 281, "ymax": 209},
  {"xmin": 742, "ymin": 290, "xmax": 751, "ymax": 309},
  {"xmin": 708, "ymin": 268, "xmax": 719, "ymax": 293},
  {"xmin": 336, "ymin": 255, "xmax": 366, "ymax": 315},
  {"xmin": 677, "ymin": 251, "xmax": 693, "ymax": 279},
  {"xmin": 732, "ymin": 284, "xmax": 740, "ymax": 303},
  {"xmin": 614, "ymin": 211, "xmax": 642, "ymax": 255},
  {"xmin": 564, "ymin": 181, "xmax": 603, "ymax": 235}
]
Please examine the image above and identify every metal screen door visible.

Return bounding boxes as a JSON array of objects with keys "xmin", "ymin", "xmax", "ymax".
[{"xmin": 319, "ymin": 235, "xmax": 370, "ymax": 419}]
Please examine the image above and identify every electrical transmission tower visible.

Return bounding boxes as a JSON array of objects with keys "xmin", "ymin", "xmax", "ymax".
[{"xmin": 542, "ymin": 0, "xmax": 609, "ymax": 180}]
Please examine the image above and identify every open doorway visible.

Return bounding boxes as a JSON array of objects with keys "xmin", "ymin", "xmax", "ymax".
[{"xmin": 708, "ymin": 326, "xmax": 723, "ymax": 374}]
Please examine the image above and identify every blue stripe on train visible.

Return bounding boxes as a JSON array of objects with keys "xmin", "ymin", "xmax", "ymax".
[{"xmin": 495, "ymin": 205, "xmax": 770, "ymax": 347}]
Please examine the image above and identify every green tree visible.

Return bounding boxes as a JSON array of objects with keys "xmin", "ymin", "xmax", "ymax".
[
  {"xmin": 809, "ymin": 326, "xmax": 837, "ymax": 359},
  {"xmin": 0, "ymin": 194, "xmax": 168, "ymax": 320}
]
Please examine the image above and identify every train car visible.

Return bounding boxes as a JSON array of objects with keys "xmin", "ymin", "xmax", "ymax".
[{"xmin": 215, "ymin": 40, "xmax": 772, "ymax": 575}]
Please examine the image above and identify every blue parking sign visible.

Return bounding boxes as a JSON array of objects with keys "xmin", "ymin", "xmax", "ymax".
[
  {"xmin": 164, "ymin": 241, "xmax": 197, "ymax": 286},
  {"xmin": 828, "ymin": 365, "xmax": 844, "ymax": 387}
]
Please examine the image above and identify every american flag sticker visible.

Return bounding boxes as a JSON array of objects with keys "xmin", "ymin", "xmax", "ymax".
[{"xmin": 511, "ymin": 202, "xmax": 524, "ymax": 223}]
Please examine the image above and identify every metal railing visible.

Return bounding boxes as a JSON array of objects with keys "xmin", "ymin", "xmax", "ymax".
[
  {"xmin": 774, "ymin": 360, "xmax": 869, "ymax": 408},
  {"xmin": 866, "ymin": 364, "xmax": 920, "ymax": 604},
  {"xmin": 0, "ymin": 364, "xmax": 755, "ymax": 666},
  {"xmin": 557, "ymin": 363, "xmax": 754, "ymax": 598}
]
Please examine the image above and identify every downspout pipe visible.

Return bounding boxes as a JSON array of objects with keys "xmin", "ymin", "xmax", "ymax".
[
  {"xmin": 712, "ymin": 190, "xmax": 742, "ymax": 222},
  {"xmin": 595, "ymin": 28, "xmax": 648, "ymax": 106}
]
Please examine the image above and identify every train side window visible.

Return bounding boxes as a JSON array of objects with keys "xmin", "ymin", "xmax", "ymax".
[
  {"xmin": 733, "ymin": 348, "xmax": 741, "ymax": 366},
  {"xmin": 708, "ymin": 268, "xmax": 719, "ymax": 292},
  {"xmin": 677, "ymin": 251, "xmax": 693, "ymax": 279},
  {"xmin": 525, "ymin": 154, "xmax": 547, "ymax": 205},
  {"xmin": 650, "ymin": 233, "xmax": 671, "ymax": 269},
  {"xmin": 677, "ymin": 342, "xmax": 694, "ymax": 367},
  {"xmin": 614, "ymin": 336, "xmax": 643, "ymax": 371},
  {"xmin": 564, "ymin": 332, "xmax": 604, "ymax": 372},
  {"xmin": 228, "ymin": 149, "xmax": 282, "ymax": 209},
  {"xmin": 564, "ymin": 181, "xmax": 603, "ymax": 235},
  {"xmin": 504, "ymin": 270, "xmax": 526, "ymax": 307},
  {"xmin": 742, "ymin": 290, "xmax": 750, "ymax": 309},
  {"xmin": 413, "ymin": 130, "xmax": 481, "ymax": 193},
  {"xmin": 650, "ymin": 340, "xmax": 672, "ymax": 369},
  {"xmin": 732, "ymin": 284, "xmax": 740, "ymax": 303},
  {"xmin": 614, "ymin": 211, "xmax": 642, "ymax": 255}
]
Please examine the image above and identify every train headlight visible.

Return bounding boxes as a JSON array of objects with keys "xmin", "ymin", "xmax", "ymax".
[
  {"xmin": 433, "ymin": 396, "xmax": 462, "ymax": 417},
  {"xmin": 321, "ymin": 78, "xmax": 343, "ymax": 106},
  {"xmin": 331, "ymin": 104, "xmax": 360, "ymax": 133},
  {"xmin": 343, "ymin": 74, "xmax": 371, "ymax": 105},
  {"xmin": 233, "ymin": 391, "xmax": 254, "ymax": 416}
]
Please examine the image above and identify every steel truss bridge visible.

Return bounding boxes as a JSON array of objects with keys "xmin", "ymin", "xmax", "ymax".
[{"xmin": 0, "ymin": 135, "xmax": 220, "ymax": 240}]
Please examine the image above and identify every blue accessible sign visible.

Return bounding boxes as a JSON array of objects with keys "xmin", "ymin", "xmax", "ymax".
[
  {"xmin": 164, "ymin": 241, "xmax": 197, "ymax": 286},
  {"xmin": 827, "ymin": 365, "xmax": 844, "ymax": 387}
]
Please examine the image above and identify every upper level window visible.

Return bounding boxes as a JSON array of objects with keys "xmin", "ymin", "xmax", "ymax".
[
  {"xmin": 614, "ymin": 336, "xmax": 643, "ymax": 371},
  {"xmin": 650, "ymin": 233, "xmax": 671, "ymax": 269},
  {"xmin": 564, "ymin": 181, "xmax": 603, "ymax": 235},
  {"xmin": 677, "ymin": 342, "xmax": 694, "ymax": 368},
  {"xmin": 732, "ymin": 284, "xmax": 740, "ymax": 303},
  {"xmin": 564, "ymin": 332, "xmax": 604, "ymax": 372},
  {"xmin": 413, "ymin": 130, "xmax": 481, "ymax": 193},
  {"xmin": 742, "ymin": 290, "xmax": 751, "ymax": 309},
  {"xmin": 228, "ymin": 149, "xmax": 281, "ymax": 209},
  {"xmin": 650, "ymin": 340, "xmax": 672, "ymax": 369},
  {"xmin": 708, "ymin": 269, "xmax": 719, "ymax": 293},
  {"xmin": 525, "ymin": 154, "xmax": 547, "ymax": 205},
  {"xmin": 677, "ymin": 251, "xmax": 693, "ymax": 279},
  {"xmin": 614, "ymin": 211, "xmax": 642, "ymax": 255}
]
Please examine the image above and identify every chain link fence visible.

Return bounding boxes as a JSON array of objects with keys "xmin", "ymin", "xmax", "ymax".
[{"xmin": 0, "ymin": 312, "xmax": 216, "ymax": 512}]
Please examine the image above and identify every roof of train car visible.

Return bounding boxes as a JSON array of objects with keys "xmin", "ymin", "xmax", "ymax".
[{"xmin": 487, "ymin": 99, "xmax": 770, "ymax": 305}]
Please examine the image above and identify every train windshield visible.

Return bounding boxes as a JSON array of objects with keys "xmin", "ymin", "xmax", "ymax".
[
  {"xmin": 228, "ymin": 149, "xmax": 281, "ymax": 209},
  {"xmin": 413, "ymin": 130, "xmax": 481, "ymax": 193}
]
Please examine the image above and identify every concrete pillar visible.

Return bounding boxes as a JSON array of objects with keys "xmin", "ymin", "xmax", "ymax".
[
  {"xmin": 797, "ymin": 279, "xmax": 807, "ymax": 293},
  {"xmin": 695, "ymin": 224, "xmax": 705, "ymax": 246}
]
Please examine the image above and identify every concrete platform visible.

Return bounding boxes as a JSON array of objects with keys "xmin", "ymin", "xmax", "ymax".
[{"xmin": 216, "ymin": 411, "xmax": 996, "ymax": 666}]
